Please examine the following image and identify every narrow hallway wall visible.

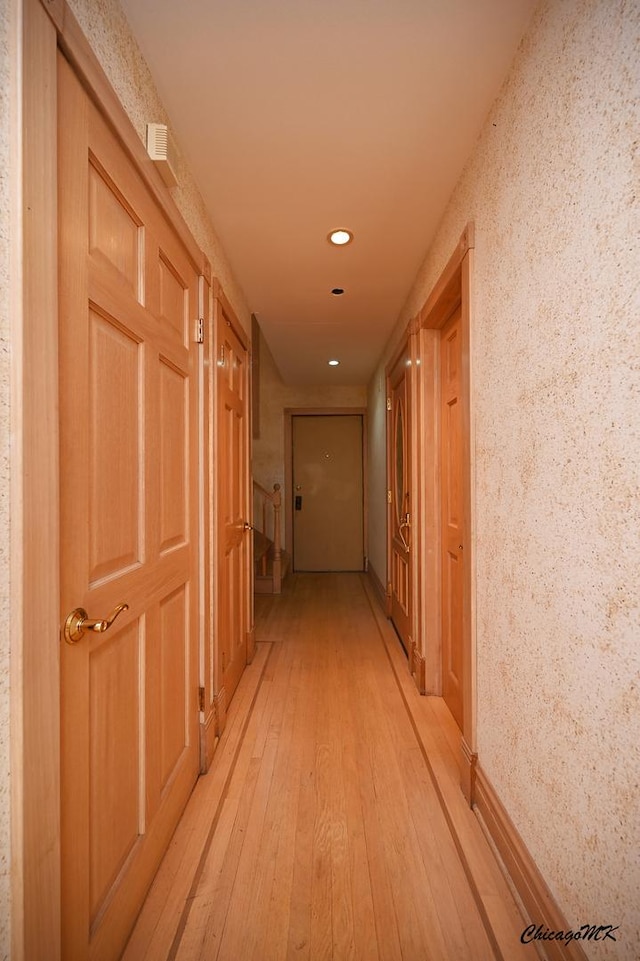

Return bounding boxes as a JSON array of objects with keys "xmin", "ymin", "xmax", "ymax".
[{"xmin": 368, "ymin": 1, "xmax": 639, "ymax": 957}]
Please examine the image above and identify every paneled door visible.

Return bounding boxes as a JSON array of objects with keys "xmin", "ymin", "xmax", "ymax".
[
  {"xmin": 441, "ymin": 307, "xmax": 464, "ymax": 729},
  {"xmin": 292, "ymin": 414, "xmax": 364, "ymax": 571},
  {"xmin": 387, "ymin": 345, "xmax": 412, "ymax": 651},
  {"xmin": 215, "ymin": 291, "xmax": 252, "ymax": 711},
  {"xmin": 58, "ymin": 55, "xmax": 200, "ymax": 959}
]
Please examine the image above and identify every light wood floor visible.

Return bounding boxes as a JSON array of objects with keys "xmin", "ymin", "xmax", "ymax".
[{"xmin": 124, "ymin": 573, "xmax": 530, "ymax": 961}]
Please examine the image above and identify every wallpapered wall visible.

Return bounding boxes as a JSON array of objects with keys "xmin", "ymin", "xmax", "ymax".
[{"xmin": 368, "ymin": 1, "xmax": 639, "ymax": 958}]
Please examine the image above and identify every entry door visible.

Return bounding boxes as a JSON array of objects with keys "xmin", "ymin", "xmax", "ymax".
[
  {"xmin": 387, "ymin": 347, "xmax": 412, "ymax": 651},
  {"xmin": 292, "ymin": 415, "xmax": 364, "ymax": 571},
  {"xmin": 215, "ymin": 297, "xmax": 251, "ymax": 706},
  {"xmin": 58, "ymin": 56, "xmax": 200, "ymax": 959},
  {"xmin": 441, "ymin": 307, "xmax": 464, "ymax": 729}
]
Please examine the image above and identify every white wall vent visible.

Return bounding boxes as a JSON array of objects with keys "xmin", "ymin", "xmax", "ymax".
[{"xmin": 146, "ymin": 123, "xmax": 179, "ymax": 188}]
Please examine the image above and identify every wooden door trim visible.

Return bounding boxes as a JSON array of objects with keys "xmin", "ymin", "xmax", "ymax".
[
  {"xmin": 18, "ymin": 1, "xmax": 211, "ymax": 953},
  {"xmin": 14, "ymin": 2, "xmax": 62, "ymax": 957},
  {"xmin": 418, "ymin": 225, "xmax": 476, "ymax": 800},
  {"xmin": 284, "ymin": 408, "xmax": 368, "ymax": 565},
  {"xmin": 418, "ymin": 223, "xmax": 474, "ymax": 332}
]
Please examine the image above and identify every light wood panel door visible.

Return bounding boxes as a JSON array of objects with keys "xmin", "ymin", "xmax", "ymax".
[
  {"xmin": 58, "ymin": 55, "xmax": 200, "ymax": 960},
  {"xmin": 441, "ymin": 307, "xmax": 464, "ymax": 729},
  {"xmin": 215, "ymin": 294, "xmax": 251, "ymax": 709},
  {"xmin": 387, "ymin": 347, "xmax": 412, "ymax": 651},
  {"xmin": 292, "ymin": 415, "xmax": 364, "ymax": 571}
]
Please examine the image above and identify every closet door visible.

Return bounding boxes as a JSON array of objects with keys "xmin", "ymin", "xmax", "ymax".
[
  {"xmin": 58, "ymin": 54, "xmax": 200, "ymax": 959},
  {"xmin": 387, "ymin": 344, "xmax": 412, "ymax": 652}
]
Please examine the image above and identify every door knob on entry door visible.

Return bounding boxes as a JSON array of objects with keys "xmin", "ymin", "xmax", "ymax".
[
  {"xmin": 63, "ymin": 602, "xmax": 129, "ymax": 645},
  {"xmin": 243, "ymin": 521, "xmax": 254, "ymax": 531}
]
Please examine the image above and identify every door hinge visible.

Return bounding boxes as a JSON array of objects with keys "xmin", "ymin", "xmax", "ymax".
[
  {"xmin": 387, "ymin": 489, "xmax": 392, "ymax": 504},
  {"xmin": 195, "ymin": 317, "xmax": 204, "ymax": 344},
  {"xmin": 198, "ymin": 686, "xmax": 205, "ymax": 712},
  {"xmin": 386, "ymin": 397, "xmax": 392, "ymax": 411}
]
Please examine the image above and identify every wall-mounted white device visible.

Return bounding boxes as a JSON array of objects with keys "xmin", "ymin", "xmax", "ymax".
[{"xmin": 146, "ymin": 122, "xmax": 179, "ymax": 188}]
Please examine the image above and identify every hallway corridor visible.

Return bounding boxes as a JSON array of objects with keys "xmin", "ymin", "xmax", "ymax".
[{"xmin": 123, "ymin": 575, "xmax": 531, "ymax": 961}]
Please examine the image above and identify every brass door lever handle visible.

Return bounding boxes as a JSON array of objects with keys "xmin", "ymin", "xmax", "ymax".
[
  {"xmin": 63, "ymin": 603, "xmax": 129, "ymax": 644},
  {"xmin": 398, "ymin": 512, "xmax": 410, "ymax": 552}
]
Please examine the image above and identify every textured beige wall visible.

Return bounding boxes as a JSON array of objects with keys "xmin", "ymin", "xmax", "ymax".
[
  {"xmin": 253, "ymin": 328, "xmax": 367, "ymax": 545},
  {"xmin": 67, "ymin": 0, "xmax": 251, "ymax": 334},
  {"xmin": 368, "ymin": 1, "xmax": 640, "ymax": 956}
]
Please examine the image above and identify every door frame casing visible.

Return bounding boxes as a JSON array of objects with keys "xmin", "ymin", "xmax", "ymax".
[
  {"xmin": 13, "ymin": 2, "xmax": 61, "ymax": 957},
  {"xmin": 418, "ymin": 225, "xmax": 477, "ymax": 800},
  {"xmin": 284, "ymin": 408, "xmax": 368, "ymax": 569},
  {"xmin": 15, "ymin": 0, "xmax": 213, "ymax": 954},
  {"xmin": 384, "ymin": 226, "xmax": 476, "ymax": 798},
  {"xmin": 209, "ymin": 282, "xmax": 253, "ymax": 740}
]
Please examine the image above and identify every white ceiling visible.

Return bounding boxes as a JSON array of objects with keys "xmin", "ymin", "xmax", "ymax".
[{"xmin": 121, "ymin": 0, "xmax": 537, "ymax": 385}]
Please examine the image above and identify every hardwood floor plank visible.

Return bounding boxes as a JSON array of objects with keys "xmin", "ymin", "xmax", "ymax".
[
  {"xmin": 129, "ymin": 574, "xmax": 529, "ymax": 961},
  {"xmin": 122, "ymin": 643, "xmax": 271, "ymax": 961},
  {"xmin": 361, "ymin": 576, "xmax": 532, "ymax": 961}
]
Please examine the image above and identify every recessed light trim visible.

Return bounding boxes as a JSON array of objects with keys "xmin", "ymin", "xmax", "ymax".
[
  {"xmin": 328, "ymin": 229, "xmax": 353, "ymax": 246},
  {"xmin": 328, "ymin": 359, "xmax": 340, "ymax": 366},
  {"xmin": 331, "ymin": 288, "xmax": 345, "ymax": 296}
]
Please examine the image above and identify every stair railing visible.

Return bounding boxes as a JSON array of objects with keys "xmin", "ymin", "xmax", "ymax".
[{"xmin": 252, "ymin": 481, "xmax": 282, "ymax": 592}]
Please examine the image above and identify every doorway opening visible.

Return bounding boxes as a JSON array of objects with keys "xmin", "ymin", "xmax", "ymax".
[
  {"xmin": 285, "ymin": 409, "xmax": 367, "ymax": 573},
  {"xmin": 385, "ymin": 226, "xmax": 476, "ymax": 800}
]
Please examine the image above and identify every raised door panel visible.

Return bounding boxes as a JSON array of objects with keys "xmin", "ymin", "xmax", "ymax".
[
  {"xmin": 159, "ymin": 585, "xmax": 189, "ymax": 788},
  {"xmin": 88, "ymin": 623, "xmax": 141, "ymax": 926},
  {"xmin": 88, "ymin": 309, "xmax": 142, "ymax": 583},
  {"xmin": 159, "ymin": 358, "xmax": 188, "ymax": 553},
  {"xmin": 159, "ymin": 251, "xmax": 189, "ymax": 344},
  {"xmin": 88, "ymin": 159, "xmax": 142, "ymax": 296}
]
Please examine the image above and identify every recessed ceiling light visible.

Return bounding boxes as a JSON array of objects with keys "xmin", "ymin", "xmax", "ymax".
[
  {"xmin": 328, "ymin": 229, "xmax": 353, "ymax": 246},
  {"xmin": 331, "ymin": 288, "xmax": 345, "ymax": 296},
  {"xmin": 328, "ymin": 359, "xmax": 340, "ymax": 366}
]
